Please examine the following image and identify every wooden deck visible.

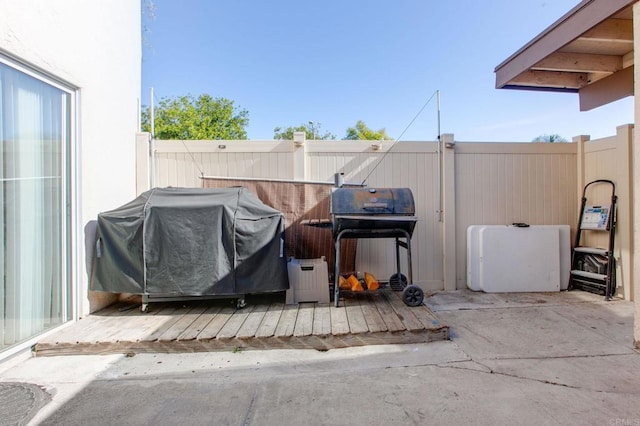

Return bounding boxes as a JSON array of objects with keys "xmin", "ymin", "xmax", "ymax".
[{"xmin": 34, "ymin": 289, "xmax": 448, "ymax": 356}]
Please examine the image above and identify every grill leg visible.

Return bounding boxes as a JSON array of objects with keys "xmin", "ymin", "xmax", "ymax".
[
  {"xmin": 394, "ymin": 230, "xmax": 413, "ymax": 285},
  {"xmin": 404, "ymin": 232, "xmax": 413, "ymax": 285},
  {"xmin": 334, "ymin": 234, "xmax": 342, "ymax": 308},
  {"xmin": 395, "ymin": 237, "xmax": 402, "ymax": 282}
]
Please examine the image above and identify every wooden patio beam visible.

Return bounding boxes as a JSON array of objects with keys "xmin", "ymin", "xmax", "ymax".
[
  {"xmin": 579, "ymin": 18, "xmax": 633, "ymax": 43},
  {"xmin": 578, "ymin": 65, "xmax": 634, "ymax": 110},
  {"xmin": 509, "ymin": 70, "xmax": 589, "ymax": 89},
  {"xmin": 533, "ymin": 52, "xmax": 622, "ymax": 73}
]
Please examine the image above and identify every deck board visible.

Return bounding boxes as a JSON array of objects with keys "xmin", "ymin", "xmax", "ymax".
[
  {"xmin": 113, "ymin": 309, "xmax": 166, "ymax": 343},
  {"xmin": 359, "ymin": 294, "xmax": 388, "ymax": 333},
  {"xmin": 217, "ymin": 305, "xmax": 255, "ymax": 339},
  {"xmin": 141, "ymin": 304, "xmax": 192, "ymax": 342},
  {"xmin": 177, "ymin": 305, "xmax": 221, "ymax": 341},
  {"xmin": 344, "ymin": 297, "xmax": 369, "ymax": 334},
  {"xmin": 236, "ymin": 305, "xmax": 269, "ymax": 339},
  {"xmin": 158, "ymin": 304, "xmax": 209, "ymax": 342},
  {"xmin": 329, "ymin": 305, "xmax": 350, "ymax": 336},
  {"xmin": 86, "ymin": 303, "xmax": 157, "ymax": 343},
  {"xmin": 197, "ymin": 306, "xmax": 236, "ymax": 340},
  {"xmin": 254, "ymin": 303, "xmax": 284, "ymax": 338},
  {"xmin": 33, "ymin": 289, "xmax": 448, "ymax": 356},
  {"xmin": 274, "ymin": 304, "xmax": 299, "ymax": 338},
  {"xmin": 372, "ymin": 293, "xmax": 405, "ymax": 332},
  {"xmin": 312, "ymin": 303, "xmax": 331, "ymax": 336},
  {"xmin": 382, "ymin": 291, "xmax": 425, "ymax": 331},
  {"xmin": 293, "ymin": 303, "xmax": 314, "ymax": 337}
]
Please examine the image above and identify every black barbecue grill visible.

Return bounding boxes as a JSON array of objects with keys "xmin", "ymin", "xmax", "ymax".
[{"xmin": 330, "ymin": 187, "xmax": 423, "ymax": 307}]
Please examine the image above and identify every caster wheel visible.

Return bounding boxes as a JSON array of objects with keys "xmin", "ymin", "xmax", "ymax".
[
  {"xmin": 402, "ymin": 285, "xmax": 424, "ymax": 307},
  {"xmin": 140, "ymin": 304, "xmax": 149, "ymax": 313},
  {"xmin": 389, "ymin": 273, "xmax": 408, "ymax": 291},
  {"xmin": 236, "ymin": 298, "xmax": 247, "ymax": 309}
]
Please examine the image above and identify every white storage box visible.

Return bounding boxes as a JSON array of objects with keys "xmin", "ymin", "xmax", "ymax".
[
  {"xmin": 286, "ymin": 257, "xmax": 330, "ymax": 304},
  {"xmin": 467, "ymin": 225, "xmax": 571, "ymax": 293}
]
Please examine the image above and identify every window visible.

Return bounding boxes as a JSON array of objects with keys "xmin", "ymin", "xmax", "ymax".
[{"xmin": 0, "ymin": 57, "xmax": 73, "ymax": 352}]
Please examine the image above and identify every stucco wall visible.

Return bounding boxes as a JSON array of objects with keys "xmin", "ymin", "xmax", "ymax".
[{"xmin": 0, "ymin": 0, "xmax": 141, "ymax": 316}]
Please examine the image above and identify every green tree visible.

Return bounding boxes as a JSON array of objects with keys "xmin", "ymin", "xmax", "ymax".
[
  {"xmin": 273, "ymin": 122, "xmax": 336, "ymax": 140},
  {"xmin": 531, "ymin": 134, "xmax": 568, "ymax": 143},
  {"xmin": 141, "ymin": 94, "xmax": 249, "ymax": 139},
  {"xmin": 343, "ymin": 120, "xmax": 391, "ymax": 140}
]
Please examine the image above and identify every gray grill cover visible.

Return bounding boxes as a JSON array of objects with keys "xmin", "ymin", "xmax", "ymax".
[{"xmin": 91, "ymin": 187, "xmax": 288, "ymax": 296}]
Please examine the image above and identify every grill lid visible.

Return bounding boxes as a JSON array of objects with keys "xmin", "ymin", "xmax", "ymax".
[
  {"xmin": 330, "ymin": 187, "xmax": 417, "ymax": 237},
  {"xmin": 331, "ymin": 187, "xmax": 415, "ymax": 215}
]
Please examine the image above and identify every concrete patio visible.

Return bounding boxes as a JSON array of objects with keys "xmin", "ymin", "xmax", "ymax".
[{"xmin": 0, "ymin": 289, "xmax": 638, "ymax": 425}]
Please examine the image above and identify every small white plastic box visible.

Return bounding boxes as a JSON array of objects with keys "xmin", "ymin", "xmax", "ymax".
[{"xmin": 286, "ymin": 257, "xmax": 330, "ymax": 304}]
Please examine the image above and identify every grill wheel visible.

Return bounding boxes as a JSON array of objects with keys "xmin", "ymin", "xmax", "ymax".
[{"xmin": 402, "ymin": 285, "xmax": 424, "ymax": 307}]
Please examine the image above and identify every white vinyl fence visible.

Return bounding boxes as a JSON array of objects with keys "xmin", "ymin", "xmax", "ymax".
[{"xmin": 136, "ymin": 124, "xmax": 634, "ymax": 299}]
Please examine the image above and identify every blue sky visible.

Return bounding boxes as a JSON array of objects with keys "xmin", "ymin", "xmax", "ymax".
[{"xmin": 142, "ymin": 1, "xmax": 634, "ymax": 142}]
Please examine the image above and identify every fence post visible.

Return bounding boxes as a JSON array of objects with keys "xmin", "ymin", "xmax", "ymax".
[
  {"xmin": 615, "ymin": 124, "xmax": 634, "ymax": 300},
  {"xmin": 441, "ymin": 133, "xmax": 457, "ymax": 291},
  {"xmin": 136, "ymin": 132, "xmax": 151, "ymax": 195},
  {"xmin": 292, "ymin": 132, "xmax": 306, "ymax": 180},
  {"xmin": 573, "ymin": 134, "xmax": 590, "ymax": 202}
]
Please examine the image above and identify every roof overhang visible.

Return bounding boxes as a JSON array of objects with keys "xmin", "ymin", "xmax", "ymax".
[{"xmin": 495, "ymin": 0, "xmax": 637, "ymax": 111}]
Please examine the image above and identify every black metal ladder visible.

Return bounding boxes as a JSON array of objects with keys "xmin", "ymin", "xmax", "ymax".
[{"xmin": 569, "ymin": 179, "xmax": 617, "ymax": 300}]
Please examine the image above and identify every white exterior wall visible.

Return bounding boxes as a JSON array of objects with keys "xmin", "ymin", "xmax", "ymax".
[
  {"xmin": 633, "ymin": 2, "xmax": 640, "ymax": 348},
  {"xmin": 0, "ymin": 0, "xmax": 141, "ymax": 316}
]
